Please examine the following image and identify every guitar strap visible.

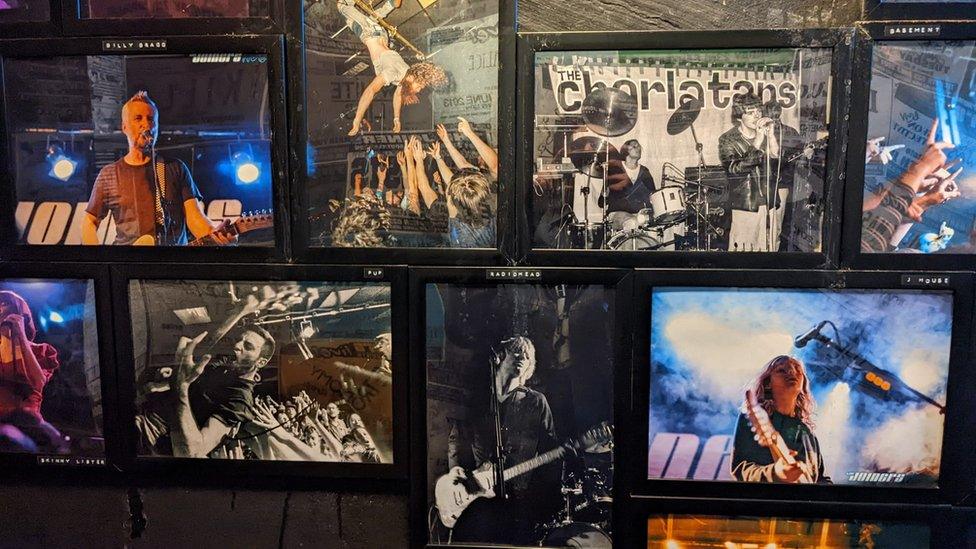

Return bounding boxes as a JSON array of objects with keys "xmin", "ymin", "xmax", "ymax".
[{"xmin": 153, "ymin": 159, "xmax": 167, "ymax": 245}]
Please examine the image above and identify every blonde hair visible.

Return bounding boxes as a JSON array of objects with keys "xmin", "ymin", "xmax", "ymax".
[
  {"xmin": 121, "ymin": 90, "xmax": 158, "ymax": 119},
  {"xmin": 405, "ymin": 62, "xmax": 447, "ymax": 89},
  {"xmin": 746, "ymin": 355, "xmax": 816, "ymax": 429}
]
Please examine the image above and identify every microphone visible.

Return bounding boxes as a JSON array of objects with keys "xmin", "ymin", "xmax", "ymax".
[
  {"xmin": 140, "ymin": 130, "xmax": 155, "ymax": 145},
  {"xmin": 794, "ymin": 321, "xmax": 829, "ymax": 348}
]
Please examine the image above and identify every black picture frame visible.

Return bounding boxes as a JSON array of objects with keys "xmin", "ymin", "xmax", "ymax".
[
  {"xmin": 862, "ymin": 0, "xmax": 976, "ymax": 22},
  {"xmin": 842, "ymin": 22, "xmax": 976, "ymax": 269},
  {"xmin": 0, "ymin": 261, "xmax": 123, "ymax": 478},
  {"xmin": 61, "ymin": 0, "xmax": 282, "ymax": 36},
  {"xmin": 109, "ymin": 263, "xmax": 410, "ymax": 484},
  {"xmin": 408, "ymin": 266, "xmax": 633, "ymax": 548},
  {"xmin": 0, "ymin": 35, "xmax": 291, "ymax": 264},
  {"xmin": 515, "ymin": 28, "xmax": 855, "ymax": 269},
  {"xmin": 286, "ymin": 0, "xmax": 517, "ymax": 265},
  {"xmin": 0, "ymin": 0, "xmax": 61, "ymax": 38},
  {"xmin": 619, "ymin": 495, "xmax": 964, "ymax": 548},
  {"xmin": 628, "ymin": 268, "xmax": 976, "ymax": 506}
]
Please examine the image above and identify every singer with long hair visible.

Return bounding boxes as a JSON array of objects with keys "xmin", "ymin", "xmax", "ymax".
[
  {"xmin": 0, "ymin": 290, "xmax": 59, "ymax": 421},
  {"xmin": 730, "ymin": 355, "xmax": 830, "ymax": 484},
  {"xmin": 80, "ymin": 91, "xmax": 233, "ymax": 246}
]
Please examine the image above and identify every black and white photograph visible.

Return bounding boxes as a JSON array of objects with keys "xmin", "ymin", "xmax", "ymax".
[
  {"xmin": 424, "ymin": 282, "xmax": 615, "ymax": 547},
  {"xmin": 529, "ymin": 47, "xmax": 834, "ymax": 253},
  {"xmin": 128, "ymin": 279, "xmax": 393, "ymax": 463}
]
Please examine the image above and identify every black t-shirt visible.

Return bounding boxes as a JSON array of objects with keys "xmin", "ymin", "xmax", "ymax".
[{"xmin": 85, "ymin": 157, "xmax": 202, "ymax": 245}]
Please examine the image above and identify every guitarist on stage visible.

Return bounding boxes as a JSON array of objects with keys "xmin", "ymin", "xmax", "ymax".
[
  {"xmin": 731, "ymin": 355, "xmax": 831, "ymax": 484},
  {"xmin": 81, "ymin": 91, "xmax": 235, "ymax": 246},
  {"xmin": 449, "ymin": 336, "xmax": 561, "ymax": 544}
]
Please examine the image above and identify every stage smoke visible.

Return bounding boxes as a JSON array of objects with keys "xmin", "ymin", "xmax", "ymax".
[
  {"xmin": 862, "ymin": 407, "xmax": 944, "ymax": 475},
  {"xmin": 815, "ymin": 382, "xmax": 852, "ymax": 482}
]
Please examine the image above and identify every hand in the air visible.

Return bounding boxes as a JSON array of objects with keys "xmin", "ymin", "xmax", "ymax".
[
  {"xmin": 436, "ymin": 123, "xmax": 450, "ymax": 144},
  {"xmin": 902, "ymin": 119, "xmax": 955, "ymax": 192},
  {"xmin": 457, "ymin": 117, "xmax": 473, "ymax": 137},
  {"xmin": 174, "ymin": 331, "xmax": 210, "ymax": 388}
]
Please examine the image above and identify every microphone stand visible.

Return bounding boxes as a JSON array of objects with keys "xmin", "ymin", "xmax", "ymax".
[
  {"xmin": 810, "ymin": 333, "xmax": 946, "ymax": 414},
  {"xmin": 489, "ymin": 353, "xmax": 506, "ymax": 500}
]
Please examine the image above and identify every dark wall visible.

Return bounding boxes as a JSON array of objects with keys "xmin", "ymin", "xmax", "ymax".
[{"xmin": 0, "ymin": 3, "xmax": 865, "ymax": 547}]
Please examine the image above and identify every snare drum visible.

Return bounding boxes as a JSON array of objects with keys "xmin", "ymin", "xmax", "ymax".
[{"xmin": 648, "ymin": 186, "xmax": 687, "ymax": 225}]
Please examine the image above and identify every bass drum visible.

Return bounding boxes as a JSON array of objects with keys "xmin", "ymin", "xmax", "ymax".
[
  {"xmin": 543, "ymin": 522, "xmax": 612, "ymax": 548},
  {"xmin": 607, "ymin": 229, "xmax": 661, "ymax": 251}
]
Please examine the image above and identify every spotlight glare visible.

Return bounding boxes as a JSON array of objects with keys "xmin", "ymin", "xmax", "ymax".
[
  {"xmin": 236, "ymin": 161, "xmax": 260, "ymax": 184},
  {"xmin": 666, "ymin": 541, "xmax": 680, "ymax": 549},
  {"xmin": 48, "ymin": 311, "xmax": 64, "ymax": 323}
]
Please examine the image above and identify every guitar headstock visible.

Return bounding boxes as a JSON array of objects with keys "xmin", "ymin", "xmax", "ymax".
[
  {"xmin": 233, "ymin": 211, "xmax": 274, "ymax": 234},
  {"xmin": 743, "ymin": 389, "xmax": 777, "ymax": 450},
  {"xmin": 576, "ymin": 421, "xmax": 613, "ymax": 453}
]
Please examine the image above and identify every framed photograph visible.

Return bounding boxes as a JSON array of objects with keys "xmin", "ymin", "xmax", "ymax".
[
  {"xmin": 111, "ymin": 264, "xmax": 408, "ymax": 481},
  {"xmin": 410, "ymin": 267, "xmax": 631, "ymax": 548},
  {"xmin": 517, "ymin": 29, "xmax": 854, "ymax": 268},
  {"xmin": 288, "ymin": 0, "xmax": 516, "ymax": 264},
  {"xmin": 0, "ymin": 262, "xmax": 118, "ymax": 471},
  {"xmin": 62, "ymin": 0, "xmax": 281, "ymax": 36},
  {"xmin": 0, "ymin": 36, "xmax": 290, "ymax": 263},
  {"xmin": 0, "ymin": 0, "xmax": 59, "ymax": 37},
  {"xmin": 619, "ymin": 496, "xmax": 961, "ymax": 548},
  {"xmin": 862, "ymin": 0, "xmax": 976, "ymax": 22},
  {"xmin": 631, "ymin": 269, "xmax": 976, "ymax": 505},
  {"xmin": 843, "ymin": 23, "xmax": 976, "ymax": 269}
]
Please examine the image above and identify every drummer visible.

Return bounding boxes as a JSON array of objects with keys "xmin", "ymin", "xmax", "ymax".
[{"xmin": 606, "ymin": 139, "xmax": 656, "ymax": 230}]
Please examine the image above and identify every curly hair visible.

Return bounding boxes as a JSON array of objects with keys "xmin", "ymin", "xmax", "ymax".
[
  {"xmin": 446, "ymin": 170, "xmax": 495, "ymax": 228},
  {"xmin": 329, "ymin": 194, "xmax": 390, "ymax": 248},
  {"xmin": 404, "ymin": 62, "xmax": 448, "ymax": 90},
  {"xmin": 746, "ymin": 355, "xmax": 816, "ymax": 429}
]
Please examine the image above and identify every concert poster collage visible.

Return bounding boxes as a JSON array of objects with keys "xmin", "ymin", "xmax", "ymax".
[{"xmin": 3, "ymin": 0, "xmax": 976, "ymax": 547}]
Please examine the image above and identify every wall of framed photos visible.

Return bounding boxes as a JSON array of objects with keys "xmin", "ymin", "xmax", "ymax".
[{"xmin": 2, "ymin": 0, "xmax": 976, "ymax": 546}]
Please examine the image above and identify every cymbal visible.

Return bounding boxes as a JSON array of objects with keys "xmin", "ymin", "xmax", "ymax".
[
  {"xmin": 667, "ymin": 97, "xmax": 703, "ymax": 136},
  {"xmin": 581, "ymin": 87, "xmax": 638, "ymax": 137},
  {"xmin": 567, "ymin": 136, "xmax": 620, "ymax": 178}
]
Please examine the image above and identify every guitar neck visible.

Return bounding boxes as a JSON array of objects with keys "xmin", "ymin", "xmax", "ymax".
[
  {"xmin": 188, "ymin": 225, "xmax": 239, "ymax": 247},
  {"xmin": 501, "ymin": 445, "xmax": 568, "ymax": 482}
]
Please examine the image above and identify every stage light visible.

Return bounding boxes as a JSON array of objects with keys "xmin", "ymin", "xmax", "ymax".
[
  {"xmin": 665, "ymin": 541, "xmax": 681, "ymax": 549},
  {"xmin": 764, "ymin": 544, "xmax": 778, "ymax": 549},
  {"xmin": 233, "ymin": 151, "xmax": 261, "ymax": 184},
  {"xmin": 46, "ymin": 145, "xmax": 77, "ymax": 182},
  {"xmin": 48, "ymin": 311, "xmax": 64, "ymax": 324}
]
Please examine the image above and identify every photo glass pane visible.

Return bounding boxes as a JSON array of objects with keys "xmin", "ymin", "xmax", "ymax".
[
  {"xmin": 425, "ymin": 283, "xmax": 614, "ymax": 547},
  {"xmin": 2, "ymin": 53, "xmax": 275, "ymax": 248},
  {"xmin": 129, "ymin": 280, "xmax": 393, "ymax": 462},
  {"xmin": 0, "ymin": 278, "xmax": 104, "ymax": 463},
  {"xmin": 861, "ymin": 41, "xmax": 976, "ymax": 254},
  {"xmin": 0, "ymin": 0, "xmax": 49, "ymax": 23},
  {"xmin": 648, "ymin": 287, "xmax": 952, "ymax": 487},
  {"xmin": 647, "ymin": 514, "xmax": 931, "ymax": 548},
  {"xmin": 79, "ymin": 0, "xmax": 270, "ymax": 19},
  {"xmin": 304, "ymin": 0, "xmax": 500, "ymax": 249},
  {"xmin": 532, "ymin": 48, "xmax": 833, "ymax": 253}
]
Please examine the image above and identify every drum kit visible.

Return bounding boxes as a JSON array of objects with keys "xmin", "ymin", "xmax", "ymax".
[
  {"xmin": 554, "ymin": 88, "xmax": 727, "ymax": 252},
  {"xmin": 539, "ymin": 436, "xmax": 614, "ymax": 548}
]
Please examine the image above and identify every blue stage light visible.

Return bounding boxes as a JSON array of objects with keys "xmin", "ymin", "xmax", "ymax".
[
  {"xmin": 232, "ymin": 150, "xmax": 261, "ymax": 185},
  {"xmin": 48, "ymin": 311, "xmax": 64, "ymax": 324},
  {"xmin": 46, "ymin": 146, "xmax": 77, "ymax": 182}
]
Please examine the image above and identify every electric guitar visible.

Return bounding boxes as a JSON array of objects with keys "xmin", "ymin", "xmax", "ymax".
[
  {"xmin": 132, "ymin": 212, "xmax": 273, "ymax": 246},
  {"xmin": 743, "ymin": 389, "xmax": 812, "ymax": 484},
  {"xmin": 434, "ymin": 421, "xmax": 612, "ymax": 529}
]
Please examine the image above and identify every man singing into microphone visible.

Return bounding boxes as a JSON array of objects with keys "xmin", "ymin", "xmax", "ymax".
[
  {"xmin": 81, "ymin": 91, "xmax": 232, "ymax": 246},
  {"xmin": 719, "ymin": 92, "xmax": 780, "ymax": 252},
  {"xmin": 730, "ymin": 355, "xmax": 830, "ymax": 484}
]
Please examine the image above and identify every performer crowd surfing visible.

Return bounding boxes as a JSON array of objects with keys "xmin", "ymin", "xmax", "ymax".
[
  {"xmin": 134, "ymin": 291, "xmax": 385, "ymax": 462},
  {"xmin": 332, "ymin": 117, "xmax": 498, "ymax": 248}
]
